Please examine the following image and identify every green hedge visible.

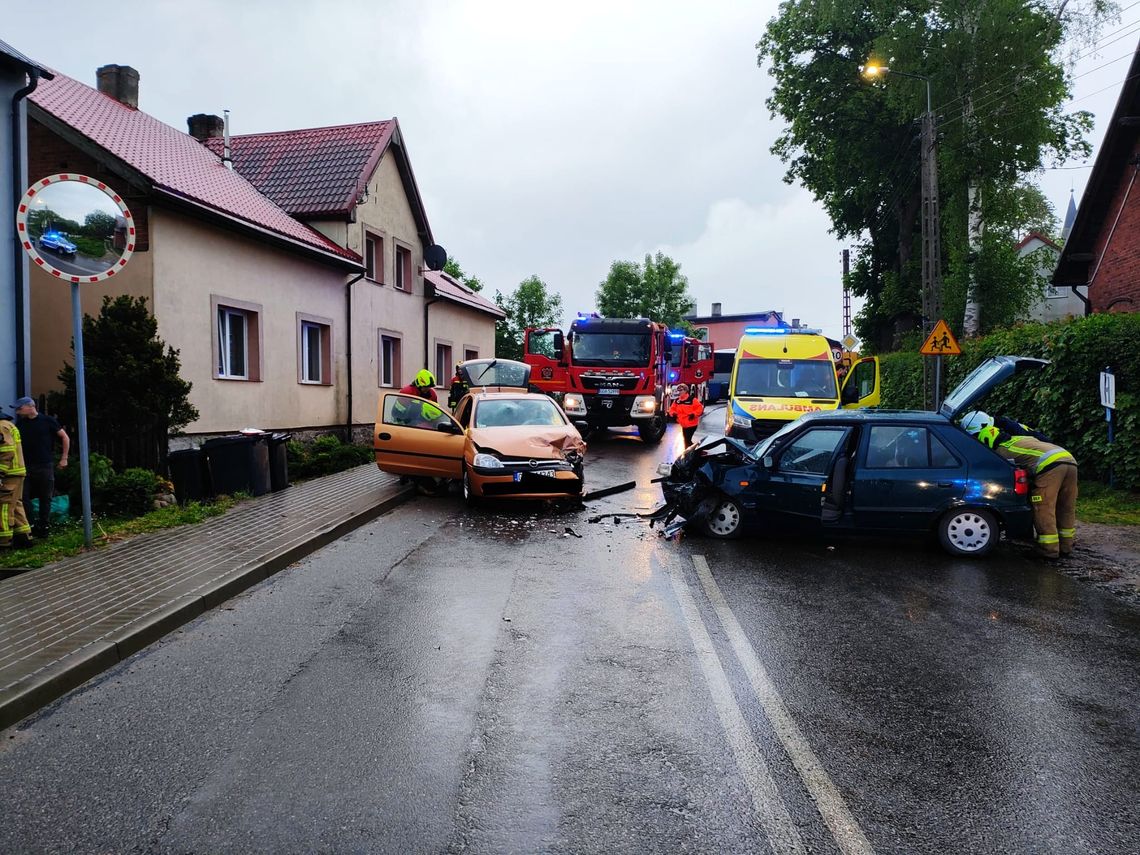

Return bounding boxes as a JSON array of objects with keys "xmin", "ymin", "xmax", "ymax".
[
  {"xmin": 286, "ymin": 435, "xmax": 373, "ymax": 480},
  {"xmin": 877, "ymin": 314, "xmax": 1139, "ymax": 489}
]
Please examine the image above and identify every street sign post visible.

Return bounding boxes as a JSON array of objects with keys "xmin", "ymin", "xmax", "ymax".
[
  {"xmin": 919, "ymin": 320, "xmax": 961, "ymax": 410},
  {"xmin": 1101, "ymin": 367, "xmax": 1115, "ymax": 487}
]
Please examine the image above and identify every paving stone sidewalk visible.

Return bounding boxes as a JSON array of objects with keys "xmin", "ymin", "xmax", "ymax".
[{"xmin": 0, "ymin": 465, "xmax": 412, "ymax": 730}]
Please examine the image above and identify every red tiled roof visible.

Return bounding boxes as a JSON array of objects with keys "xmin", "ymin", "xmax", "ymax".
[
  {"xmin": 1015, "ymin": 231, "xmax": 1060, "ymax": 252},
  {"xmin": 204, "ymin": 122, "xmax": 394, "ymax": 217},
  {"xmin": 28, "ymin": 73, "xmax": 359, "ymax": 266},
  {"xmin": 425, "ymin": 270, "xmax": 506, "ymax": 319}
]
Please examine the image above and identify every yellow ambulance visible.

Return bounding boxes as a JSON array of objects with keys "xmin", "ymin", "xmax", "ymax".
[{"xmin": 725, "ymin": 328, "xmax": 880, "ymax": 441}]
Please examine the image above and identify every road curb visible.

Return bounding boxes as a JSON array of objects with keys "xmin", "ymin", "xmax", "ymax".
[{"xmin": 0, "ymin": 484, "xmax": 415, "ymax": 732}]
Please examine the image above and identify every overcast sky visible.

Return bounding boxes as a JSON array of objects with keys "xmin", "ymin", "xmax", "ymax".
[{"xmin": 6, "ymin": 2, "xmax": 1135, "ymax": 341}]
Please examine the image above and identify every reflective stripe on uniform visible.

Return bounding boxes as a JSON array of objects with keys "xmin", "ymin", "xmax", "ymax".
[
  {"xmin": 1036, "ymin": 450, "xmax": 1075, "ymax": 472},
  {"xmin": 1037, "ymin": 533, "xmax": 1060, "ymax": 544},
  {"xmin": 1059, "ymin": 528, "xmax": 1076, "ymax": 537}
]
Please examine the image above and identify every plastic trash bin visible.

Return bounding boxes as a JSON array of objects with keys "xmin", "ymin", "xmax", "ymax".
[
  {"xmin": 203, "ymin": 434, "xmax": 271, "ymax": 497},
  {"xmin": 167, "ymin": 447, "xmax": 210, "ymax": 503},
  {"xmin": 267, "ymin": 432, "xmax": 291, "ymax": 491}
]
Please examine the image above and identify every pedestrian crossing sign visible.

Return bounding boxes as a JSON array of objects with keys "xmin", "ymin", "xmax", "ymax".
[{"xmin": 920, "ymin": 320, "xmax": 961, "ymax": 356}]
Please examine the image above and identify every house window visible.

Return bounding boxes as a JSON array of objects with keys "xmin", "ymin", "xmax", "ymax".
[
  {"xmin": 365, "ymin": 231, "xmax": 384, "ymax": 282},
  {"xmin": 213, "ymin": 297, "xmax": 262, "ymax": 381},
  {"xmin": 464, "ymin": 348, "xmax": 479, "ymax": 362},
  {"xmin": 380, "ymin": 334, "xmax": 401, "ymax": 387},
  {"xmin": 435, "ymin": 343, "xmax": 452, "ymax": 385},
  {"xmin": 395, "ymin": 244, "xmax": 412, "ymax": 291},
  {"xmin": 297, "ymin": 313, "xmax": 333, "ymax": 385}
]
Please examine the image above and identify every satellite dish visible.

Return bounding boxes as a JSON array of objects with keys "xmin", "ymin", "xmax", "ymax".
[{"xmin": 424, "ymin": 244, "xmax": 447, "ymax": 271}]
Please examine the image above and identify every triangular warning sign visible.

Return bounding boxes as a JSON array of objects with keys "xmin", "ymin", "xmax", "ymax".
[{"xmin": 920, "ymin": 320, "xmax": 961, "ymax": 356}]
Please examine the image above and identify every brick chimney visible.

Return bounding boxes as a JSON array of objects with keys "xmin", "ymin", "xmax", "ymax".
[
  {"xmin": 96, "ymin": 64, "xmax": 140, "ymax": 109},
  {"xmin": 187, "ymin": 114, "xmax": 225, "ymax": 142},
  {"xmin": 711, "ymin": 302, "xmax": 722, "ymax": 317}
]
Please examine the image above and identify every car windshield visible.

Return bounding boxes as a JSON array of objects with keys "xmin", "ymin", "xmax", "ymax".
[
  {"xmin": 571, "ymin": 333, "xmax": 651, "ymax": 366},
  {"xmin": 733, "ymin": 359, "xmax": 837, "ymax": 399},
  {"xmin": 475, "ymin": 397, "xmax": 566, "ymax": 428}
]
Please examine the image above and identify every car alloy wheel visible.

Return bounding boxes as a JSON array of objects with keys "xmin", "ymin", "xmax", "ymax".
[
  {"xmin": 702, "ymin": 496, "xmax": 742, "ymax": 539},
  {"xmin": 939, "ymin": 508, "xmax": 996, "ymax": 557}
]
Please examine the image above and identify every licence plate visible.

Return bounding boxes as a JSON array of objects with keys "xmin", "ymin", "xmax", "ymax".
[
  {"xmin": 598, "ymin": 388, "xmax": 620, "ymax": 395},
  {"xmin": 533, "ymin": 469, "xmax": 558, "ymax": 478}
]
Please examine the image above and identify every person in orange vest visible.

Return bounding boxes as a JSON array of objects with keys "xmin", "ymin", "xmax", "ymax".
[
  {"xmin": 668, "ymin": 383, "xmax": 705, "ymax": 447},
  {"xmin": 0, "ymin": 411, "xmax": 33, "ymax": 549}
]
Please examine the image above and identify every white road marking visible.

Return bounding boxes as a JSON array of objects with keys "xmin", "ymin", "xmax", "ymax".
[
  {"xmin": 693, "ymin": 554, "xmax": 876, "ymax": 855},
  {"xmin": 666, "ymin": 560, "xmax": 806, "ymax": 854}
]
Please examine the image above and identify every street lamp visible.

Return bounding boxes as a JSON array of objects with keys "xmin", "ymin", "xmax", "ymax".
[{"xmin": 861, "ymin": 62, "xmax": 944, "ymax": 409}]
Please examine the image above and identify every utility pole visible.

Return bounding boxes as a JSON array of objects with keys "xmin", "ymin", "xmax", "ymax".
[
  {"xmin": 919, "ymin": 82, "xmax": 944, "ymax": 409},
  {"xmin": 841, "ymin": 248, "xmax": 851, "ymax": 339}
]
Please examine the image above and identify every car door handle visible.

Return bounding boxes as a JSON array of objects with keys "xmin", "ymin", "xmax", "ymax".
[{"xmin": 378, "ymin": 432, "xmax": 392, "ymax": 441}]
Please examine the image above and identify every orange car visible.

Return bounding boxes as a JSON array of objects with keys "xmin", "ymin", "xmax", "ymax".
[{"xmin": 374, "ymin": 362, "xmax": 586, "ymax": 505}]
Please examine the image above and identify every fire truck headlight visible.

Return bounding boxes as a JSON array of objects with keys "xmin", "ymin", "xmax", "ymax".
[
  {"xmin": 631, "ymin": 396, "xmax": 657, "ymax": 416},
  {"xmin": 563, "ymin": 394, "xmax": 587, "ymax": 416}
]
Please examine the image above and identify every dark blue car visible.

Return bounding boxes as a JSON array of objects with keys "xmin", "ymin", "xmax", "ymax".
[{"xmin": 658, "ymin": 356, "xmax": 1046, "ymax": 557}]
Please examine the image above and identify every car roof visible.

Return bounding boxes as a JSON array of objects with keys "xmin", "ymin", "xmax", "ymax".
[
  {"xmin": 470, "ymin": 391, "xmax": 552, "ymax": 402},
  {"xmin": 797, "ymin": 409, "xmax": 951, "ymax": 424}
]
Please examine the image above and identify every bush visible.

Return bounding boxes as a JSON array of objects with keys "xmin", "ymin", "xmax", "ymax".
[
  {"xmin": 287, "ymin": 435, "xmax": 373, "ymax": 481},
  {"xmin": 94, "ymin": 467, "xmax": 161, "ymax": 517},
  {"xmin": 878, "ymin": 314, "xmax": 1140, "ymax": 489}
]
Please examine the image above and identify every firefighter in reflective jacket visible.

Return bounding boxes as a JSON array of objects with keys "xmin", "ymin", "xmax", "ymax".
[
  {"xmin": 962, "ymin": 411, "xmax": 1077, "ymax": 559},
  {"xmin": 669, "ymin": 383, "xmax": 705, "ymax": 447},
  {"xmin": 0, "ymin": 412, "xmax": 33, "ymax": 548}
]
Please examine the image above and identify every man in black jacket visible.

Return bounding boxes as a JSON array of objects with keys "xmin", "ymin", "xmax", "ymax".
[{"xmin": 13, "ymin": 397, "xmax": 69, "ymax": 539}]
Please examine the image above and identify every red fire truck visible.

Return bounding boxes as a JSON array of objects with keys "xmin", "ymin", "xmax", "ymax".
[
  {"xmin": 524, "ymin": 315, "xmax": 671, "ymax": 444},
  {"xmin": 666, "ymin": 333, "xmax": 715, "ymax": 401}
]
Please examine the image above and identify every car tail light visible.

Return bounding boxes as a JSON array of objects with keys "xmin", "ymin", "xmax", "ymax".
[{"xmin": 1014, "ymin": 468, "xmax": 1028, "ymax": 496}]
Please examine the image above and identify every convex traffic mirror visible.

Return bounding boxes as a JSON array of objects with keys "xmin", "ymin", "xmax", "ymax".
[{"xmin": 16, "ymin": 174, "xmax": 135, "ymax": 283}]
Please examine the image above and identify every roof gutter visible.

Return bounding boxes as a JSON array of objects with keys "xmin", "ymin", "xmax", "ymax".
[
  {"xmin": 11, "ymin": 68, "xmax": 40, "ymax": 397},
  {"xmin": 344, "ymin": 271, "xmax": 364, "ymax": 440}
]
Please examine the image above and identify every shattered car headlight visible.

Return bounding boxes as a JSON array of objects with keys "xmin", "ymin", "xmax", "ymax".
[
  {"xmin": 731, "ymin": 413, "xmax": 752, "ymax": 428},
  {"xmin": 473, "ymin": 453, "xmax": 504, "ymax": 469},
  {"xmin": 656, "ymin": 462, "xmax": 673, "ymax": 477}
]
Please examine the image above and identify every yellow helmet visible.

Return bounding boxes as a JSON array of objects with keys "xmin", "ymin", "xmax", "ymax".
[{"xmin": 414, "ymin": 369, "xmax": 436, "ymax": 388}]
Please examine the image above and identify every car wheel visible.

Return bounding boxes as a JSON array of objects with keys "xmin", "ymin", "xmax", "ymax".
[
  {"xmin": 702, "ymin": 495, "xmax": 743, "ymax": 539},
  {"xmin": 637, "ymin": 415, "xmax": 666, "ymax": 445},
  {"xmin": 462, "ymin": 467, "xmax": 480, "ymax": 507},
  {"xmin": 938, "ymin": 508, "xmax": 997, "ymax": 557}
]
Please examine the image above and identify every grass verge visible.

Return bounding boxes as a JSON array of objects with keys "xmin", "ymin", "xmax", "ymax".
[
  {"xmin": 0, "ymin": 495, "xmax": 241, "ymax": 571},
  {"xmin": 1076, "ymin": 482, "xmax": 1140, "ymax": 526}
]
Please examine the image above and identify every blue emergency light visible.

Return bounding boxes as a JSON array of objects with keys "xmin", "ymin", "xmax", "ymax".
[{"xmin": 743, "ymin": 326, "xmax": 789, "ymax": 335}]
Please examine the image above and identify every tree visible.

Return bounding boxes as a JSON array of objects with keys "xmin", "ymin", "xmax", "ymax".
[
  {"xmin": 54, "ymin": 296, "xmax": 198, "ymax": 471},
  {"xmin": 595, "ymin": 252, "xmax": 696, "ymax": 329},
  {"xmin": 758, "ymin": 0, "xmax": 1107, "ymax": 349},
  {"xmin": 82, "ymin": 210, "xmax": 117, "ymax": 238},
  {"xmin": 494, "ymin": 275, "xmax": 563, "ymax": 360},
  {"xmin": 443, "ymin": 257, "xmax": 484, "ymax": 292}
]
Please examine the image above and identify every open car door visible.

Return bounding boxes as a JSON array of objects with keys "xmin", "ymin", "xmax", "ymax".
[
  {"xmin": 523, "ymin": 327, "xmax": 569, "ymax": 394},
  {"xmin": 374, "ymin": 392, "xmax": 465, "ymax": 479},
  {"xmin": 840, "ymin": 356, "xmax": 881, "ymax": 409}
]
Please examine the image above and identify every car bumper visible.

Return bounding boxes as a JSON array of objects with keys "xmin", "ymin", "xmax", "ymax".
[
  {"xmin": 472, "ymin": 469, "xmax": 583, "ymax": 498},
  {"xmin": 999, "ymin": 506, "xmax": 1035, "ymax": 541}
]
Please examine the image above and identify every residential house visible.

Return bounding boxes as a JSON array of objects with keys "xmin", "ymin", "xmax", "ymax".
[
  {"xmin": 686, "ymin": 304, "xmax": 796, "ymax": 349},
  {"xmin": 1020, "ymin": 230, "xmax": 1084, "ymax": 323},
  {"xmin": 24, "ymin": 56, "xmax": 502, "ymax": 450},
  {"xmin": 1053, "ymin": 44, "xmax": 1140, "ymax": 314},
  {"xmin": 0, "ymin": 38, "xmax": 52, "ymax": 409},
  {"xmin": 195, "ymin": 116, "xmax": 504, "ymax": 438},
  {"xmin": 26, "ymin": 65, "xmax": 361, "ymax": 444}
]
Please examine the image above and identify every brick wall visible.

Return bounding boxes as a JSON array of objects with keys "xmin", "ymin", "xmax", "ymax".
[
  {"xmin": 26, "ymin": 118, "xmax": 150, "ymax": 250},
  {"xmin": 1090, "ymin": 139, "xmax": 1140, "ymax": 313}
]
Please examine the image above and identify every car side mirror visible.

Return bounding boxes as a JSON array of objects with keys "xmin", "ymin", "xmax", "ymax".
[
  {"xmin": 554, "ymin": 332, "xmax": 565, "ymax": 362},
  {"xmin": 762, "ymin": 455, "xmax": 774, "ymax": 469},
  {"xmin": 436, "ymin": 421, "xmax": 462, "ymax": 434}
]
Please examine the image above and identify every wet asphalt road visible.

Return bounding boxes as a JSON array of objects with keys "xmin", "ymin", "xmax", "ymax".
[{"xmin": 2, "ymin": 410, "xmax": 1138, "ymax": 853}]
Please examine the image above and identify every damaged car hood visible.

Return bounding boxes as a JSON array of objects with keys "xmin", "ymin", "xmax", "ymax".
[{"xmin": 469, "ymin": 426, "xmax": 586, "ymax": 458}]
